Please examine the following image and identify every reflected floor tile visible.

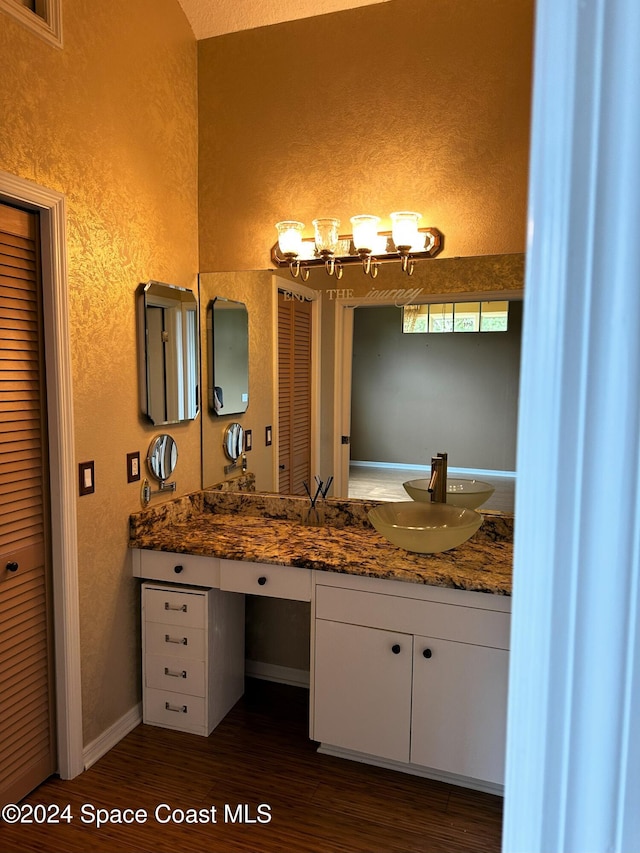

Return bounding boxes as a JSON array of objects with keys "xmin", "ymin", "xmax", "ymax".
[{"xmin": 348, "ymin": 464, "xmax": 515, "ymax": 513}]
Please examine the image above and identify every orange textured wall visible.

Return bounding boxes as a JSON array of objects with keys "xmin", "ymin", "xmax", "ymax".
[
  {"xmin": 198, "ymin": 0, "xmax": 534, "ymax": 272},
  {"xmin": 0, "ymin": 0, "xmax": 198, "ymax": 743}
]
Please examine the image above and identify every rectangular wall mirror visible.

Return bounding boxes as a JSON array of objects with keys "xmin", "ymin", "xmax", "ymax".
[
  {"xmin": 137, "ymin": 280, "xmax": 200, "ymax": 425},
  {"xmin": 207, "ymin": 297, "xmax": 249, "ymax": 416}
]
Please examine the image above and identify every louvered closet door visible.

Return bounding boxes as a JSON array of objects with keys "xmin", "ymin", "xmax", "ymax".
[
  {"xmin": 277, "ymin": 292, "xmax": 312, "ymax": 495},
  {"xmin": 0, "ymin": 202, "xmax": 56, "ymax": 806}
]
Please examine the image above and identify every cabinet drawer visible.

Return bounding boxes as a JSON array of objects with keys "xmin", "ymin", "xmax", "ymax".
[
  {"xmin": 144, "ymin": 622, "xmax": 206, "ymax": 658},
  {"xmin": 219, "ymin": 559, "xmax": 311, "ymax": 601},
  {"xmin": 315, "ymin": 585, "xmax": 510, "ymax": 649},
  {"xmin": 144, "ymin": 586, "xmax": 206, "ymax": 628},
  {"xmin": 143, "ymin": 687, "xmax": 206, "ymax": 732},
  {"xmin": 144, "ymin": 653, "xmax": 206, "ymax": 697},
  {"xmin": 133, "ymin": 549, "xmax": 220, "ymax": 587}
]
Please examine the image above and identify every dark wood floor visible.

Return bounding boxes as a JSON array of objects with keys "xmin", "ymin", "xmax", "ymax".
[{"xmin": 0, "ymin": 679, "xmax": 503, "ymax": 853}]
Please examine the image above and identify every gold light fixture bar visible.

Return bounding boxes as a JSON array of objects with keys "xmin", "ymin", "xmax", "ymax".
[{"xmin": 271, "ymin": 225, "xmax": 444, "ymax": 279}]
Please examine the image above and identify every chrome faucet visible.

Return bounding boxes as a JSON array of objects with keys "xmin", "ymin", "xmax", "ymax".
[{"xmin": 428, "ymin": 452, "xmax": 448, "ymax": 503}]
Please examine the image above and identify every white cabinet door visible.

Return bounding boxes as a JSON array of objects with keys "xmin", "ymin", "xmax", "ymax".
[
  {"xmin": 411, "ymin": 635, "xmax": 509, "ymax": 785},
  {"xmin": 313, "ymin": 619, "xmax": 412, "ymax": 762}
]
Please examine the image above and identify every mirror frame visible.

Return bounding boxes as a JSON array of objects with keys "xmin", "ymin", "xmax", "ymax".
[
  {"xmin": 223, "ymin": 422, "xmax": 244, "ymax": 462},
  {"xmin": 138, "ymin": 280, "xmax": 200, "ymax": 426},
  {"xmin": 147, "ymin": 433, "xmax": 179, "ymax": 483}
]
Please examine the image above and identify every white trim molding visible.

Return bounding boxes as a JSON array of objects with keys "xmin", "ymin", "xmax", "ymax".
[
  {"xmin": 245, "ymin": 660, "xmax": 310, "ymax": 689},
  {"xmin": 83, "ymin": 704, "xmax": 142, "ymax": 771},
  {"xmin": 0, "ymin": 0, "xmax": 63, "ymax": 48},
  {"xmin": 317, "ymin": 744, "xmax": 503, "ymax": 797},
  {"xmin": 0, "ymin": 170, "xmax": 83, "ymax": 780},
  {"xmin": 503, "ymin": 0, "xmax": 640, "ymax": 850}
]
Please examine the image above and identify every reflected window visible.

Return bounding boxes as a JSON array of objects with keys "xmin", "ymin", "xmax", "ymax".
[
  {"xmin": 480, "ymin": 301, "xmax": 509, "ymax": 331},
  {"xmin": 401, "ymin": 303, "xmax": 428, "ymax": 333},
  {"xmin": 429, "ymin": 303, "xmax": 454, "ymax": 333},
  {"xmin": 453, "ymin": 302, "xmax": 480, "ymax": 332},
  {"xmin": 402, "ymin": 300, "xmax": 509, "ymax": 334}
]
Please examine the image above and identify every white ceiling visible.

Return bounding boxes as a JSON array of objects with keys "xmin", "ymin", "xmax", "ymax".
[{"xmin": 176, "ymin": 0, "xmax": 391, "ymax": 40}]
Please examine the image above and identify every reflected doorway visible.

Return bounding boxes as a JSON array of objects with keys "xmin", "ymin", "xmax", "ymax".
[
  {"xmin": 273, "ymin": 276, "xmax": 321, "ymax": 495},
  {"xmin": 277, "ymin": 290, "xmax": 312, "ymax": 494},
  {"xmin": 333, "ymin": 292, "xmax": 523, "ymax": 501}
]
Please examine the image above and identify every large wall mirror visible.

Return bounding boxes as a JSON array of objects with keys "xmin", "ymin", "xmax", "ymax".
[
  {"xmin": 206, "ymin": 297, "xmax": 249, "ymax": 416},
  {"xmin": 137, "ymin": 280, "xmax": 200, "ymax": 425},
  {"xmin": 199, "ymin": 256, "xmax": 524, "ymax": 507}
]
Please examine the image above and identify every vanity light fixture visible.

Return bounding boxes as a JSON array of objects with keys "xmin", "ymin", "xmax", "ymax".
[
  {"xmin": 351, "ymin": 214, "xmax": 381, "ymax": 278},
  {"xmin": 390, "ymin": 211, "xmax": 422, "ymax": 275},
  {"xmin": 272, "ymin": 213, "xmax": 443, "ymax": 280},
  {"xmin": 274, "ymin": 220, "xmax": 310, "ymax": 281},
  {"xmin": 312, "ymin": 217, "xmax": 343, "ymax": 279}
]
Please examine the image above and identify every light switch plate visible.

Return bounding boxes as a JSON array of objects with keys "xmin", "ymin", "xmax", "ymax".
[
  {"xmin": 78, "ymin": 461, "xmax": 95, "ymax": 496},
  {"xmin": 244, "ymin": 430, "xmax": 252, "ymax": 452},
  {"xmin": 265, "ymin": 426, "xmax": 272, "ymax": 447},
  {"xmin": 127, "ymin": 451, "xmax": 141, "ymax": 483}
]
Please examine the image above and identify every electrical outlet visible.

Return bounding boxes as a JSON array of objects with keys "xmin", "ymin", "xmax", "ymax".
[
  {"xmin": 78, "ymin": 461, "xmax": 95, "ymax": 496},
  {"xmin": 127, "ymin": 451, "xmax": 141, "ymax": 483}
]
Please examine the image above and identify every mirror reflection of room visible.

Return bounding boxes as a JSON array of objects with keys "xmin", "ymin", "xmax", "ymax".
[
  {"xmin": 207, "ymin": 297, "xmax": 249, "ymax": 416},
  {"xmin": 348, "ymin": 300, "xmax": 521, "ymax": 512},
  {"xmin": 198, "ymin": 257, "xmax": 523, "ymax": 504}
]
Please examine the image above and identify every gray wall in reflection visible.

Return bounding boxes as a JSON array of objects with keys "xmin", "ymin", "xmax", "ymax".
[{"xmin": 351, "ymin": 301, "xmax": 523, "ymax": 471}]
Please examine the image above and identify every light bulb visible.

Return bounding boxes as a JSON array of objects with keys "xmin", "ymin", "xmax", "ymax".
[
  {"xmin": 275, "ymin": 220, "xmax": 304, "ymax": 257},
  {"xmin": 390, "ymin": 211, "xmax": 422, "ymax": 251},
  {"xmin": 350, "ymin": 215, "xmax": 380, "ymax": 254},
  {"xmin": 312, "ymin": 218, "xmax": 340, "ymax": 256}
]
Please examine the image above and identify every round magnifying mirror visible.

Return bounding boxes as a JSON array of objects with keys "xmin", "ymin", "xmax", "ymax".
[
  {"xmin": 147, "ymin": 434, "xmax": 178, "ymax": 482},
  {"xmin": 223, "ymin": 423, "xmax": 244, "ymax": 462}
]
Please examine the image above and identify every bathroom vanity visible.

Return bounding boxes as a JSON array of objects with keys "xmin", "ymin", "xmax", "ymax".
[{"xmin": 130, "ymin": 490, "xmax": 512, "ymax": 793}]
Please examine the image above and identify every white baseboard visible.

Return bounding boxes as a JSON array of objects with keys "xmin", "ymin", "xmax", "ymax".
[
  {"xmin": 245, "ymin": 660, "xmax": 310, "ymax": 688},
  {"xmin": 82, "ymin": 665, "xmax": 307, "ymax": 771},
  {"xmin": 317, "ymin": 743, "xmax": 504, "ymax": 796},
  {"xmin": 83, "ymin": 703, "xmax": 142, "ymax": 771}
]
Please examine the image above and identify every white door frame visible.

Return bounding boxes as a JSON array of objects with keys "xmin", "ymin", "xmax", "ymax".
[
  {"xmin": 271, "ymin": 274, "xmax": 321, "ymax": 491},
  {"xmin": 504, "ymin": 0, "xmax": 640, "ymax": 848},
  {"xmin": 0, "ymin": 170, "xmax": 84, "ymax": 780},
  {"xmin": 332, "ymin": 289, "xmax": 524, "ymax": 497}
]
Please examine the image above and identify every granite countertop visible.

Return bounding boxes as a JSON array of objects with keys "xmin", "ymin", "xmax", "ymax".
[{"xmin": 129, "ymin": 486, "xmax": 513, "ymax": 596}]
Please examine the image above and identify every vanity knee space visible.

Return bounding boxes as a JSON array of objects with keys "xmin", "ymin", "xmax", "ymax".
[{"xmin": 134, "ymin": 549, "xmax": 312, "ymax": 737}]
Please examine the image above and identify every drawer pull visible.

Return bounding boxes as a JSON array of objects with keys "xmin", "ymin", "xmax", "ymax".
[
  {"xmin": 164, "ymin": 667, "xmax": 187, "ymax": 679},
  {"xmin": 423, "ymin": 648, "xmax": 433, "ymax": 659},
  {"xmin": 174, "ymin": 565, "xmax": 184, "ymax": 574},
  {"xmin": 392, "ymin": 643, "xmax": 401, "ymax": 655},
  {"xmin": 164, "ymin": 601, "xmax": 188, "ymax": 612},
  {"xmin": 165, "ymin": 634, "xmax": 188, "ymax": 645},
  {"xmin": 258, "ymin": 576, "xmax": 267, "ymax": 586},
  {"xmin": 165, "ymin": 702, "xmax": 188, "ymax": 713}
]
